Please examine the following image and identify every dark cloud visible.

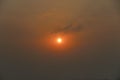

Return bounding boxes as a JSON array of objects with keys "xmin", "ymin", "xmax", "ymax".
[
  {"xmin": 51, "ymin": 20, "xmax": 83, "ymax": 35},
  {"xmin": 51, "ymin": 24, "xmax": 72, "ymax": 34}
]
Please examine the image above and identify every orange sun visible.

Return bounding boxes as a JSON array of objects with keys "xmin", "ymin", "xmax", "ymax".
[{"xmin": 57, "ymin": 38, "xmax": 62, "ymax": 44}]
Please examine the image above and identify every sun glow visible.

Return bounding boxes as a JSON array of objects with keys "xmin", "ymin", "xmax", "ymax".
[{"xmin": 57, "ymin": 38, "xmax": 62, "ymax": 44}]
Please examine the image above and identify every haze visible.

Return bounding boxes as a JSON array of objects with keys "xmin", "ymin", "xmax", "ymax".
[{"xmin": 0, "ymin": 0, "xmax": 120, "ymax": 80}]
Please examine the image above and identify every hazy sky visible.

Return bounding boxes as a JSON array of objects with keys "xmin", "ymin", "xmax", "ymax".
[{"xmin": 0, "ymin": 0, "xmax": 120, "ymax": 80}]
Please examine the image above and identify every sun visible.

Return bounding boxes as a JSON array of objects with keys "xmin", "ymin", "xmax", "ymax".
[{"xmin": 57, "ymin": 37, "xmax": 62, "ymax": 44}]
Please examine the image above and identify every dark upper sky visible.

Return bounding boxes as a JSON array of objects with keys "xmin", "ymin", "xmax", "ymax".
[{"xmin": 0, "ymin": 0, "xmax": 120, "ymax": 80}]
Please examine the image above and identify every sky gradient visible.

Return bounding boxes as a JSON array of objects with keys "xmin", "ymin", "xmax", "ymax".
[{"xmin": 0, "ymin": 0, "xmax": 120, "ymax": 80}]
